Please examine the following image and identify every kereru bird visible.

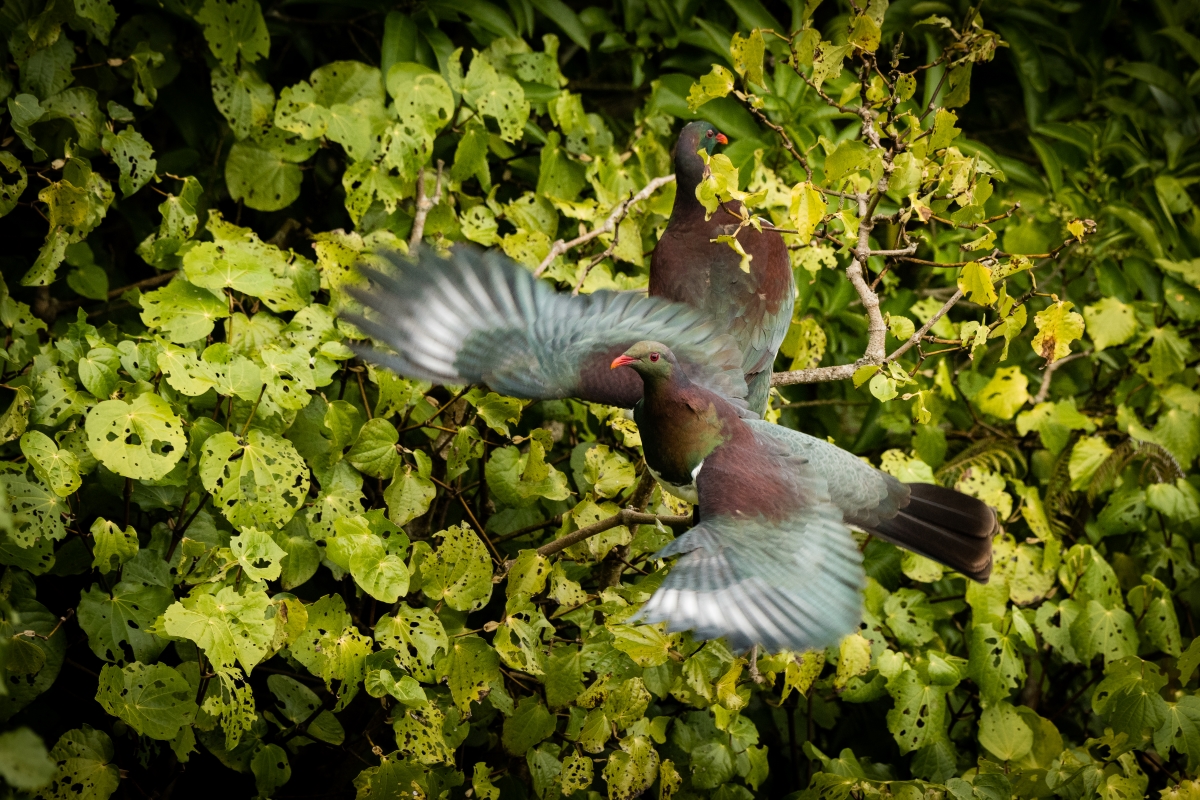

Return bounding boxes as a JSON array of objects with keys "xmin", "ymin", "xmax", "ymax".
[
  {"xmin": 347, "ymin": 247, "xmax": 995, "ymax": 654},
  {"xmin": 650, "ymin": 120, "xmax": 794, "ymax": 415}
]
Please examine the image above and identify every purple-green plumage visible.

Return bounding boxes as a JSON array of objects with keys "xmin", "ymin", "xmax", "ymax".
[{"xmin": 651, "ymin": 120, "xmax": 795, "ymax": 414}]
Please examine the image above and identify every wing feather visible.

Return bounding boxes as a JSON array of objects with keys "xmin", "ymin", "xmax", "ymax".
[{"xmin": 346, "ymin": 246, "xmax": 754, "ymax": 414}]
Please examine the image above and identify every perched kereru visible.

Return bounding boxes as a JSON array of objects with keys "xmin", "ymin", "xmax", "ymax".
[
  {"xmin": 650, "ymin": 120, "xmax": 794, "ymax": 415},
  {"xmin": 347, "ymin": 247, "xmax": 995, "ymax": 653}
]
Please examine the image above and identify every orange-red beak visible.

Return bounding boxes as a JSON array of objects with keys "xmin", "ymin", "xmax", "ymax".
[
  {"xmin": 610, "ymin": 354, "xmax": 637, "ymax": 369},
  {"xmin": 715, "ymin": 133, "xmax": 728, "ymax": 145}
]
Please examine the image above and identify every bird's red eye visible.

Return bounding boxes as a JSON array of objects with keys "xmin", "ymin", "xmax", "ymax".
[
  {"xmin": 650, "ymin": 352, "xmax": 660, "ymax": 362},
  {"xmin": 706, "ymin": 130, "xmax": 714, "ymax": 138}
]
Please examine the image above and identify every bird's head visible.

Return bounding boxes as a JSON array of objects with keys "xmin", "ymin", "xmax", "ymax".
[
  {"xmin": 610, "ymin": 341, "xmax": 677, "ymax": 379},
  {"xmin": 682, "ymin": 120, "xmax": 728, "ymax": 158}
]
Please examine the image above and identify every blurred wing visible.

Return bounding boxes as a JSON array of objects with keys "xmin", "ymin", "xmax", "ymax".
[
  {"xmin": 635, "ymin": 427, "xmax": 864, "ymax": 653},
  {"xmin": 345, "ymin": 246, "xmax": 752, "ymax": 414},
  {"xmin": 751, "ymin": 421, "xmax": 994, "ymax": 582}
]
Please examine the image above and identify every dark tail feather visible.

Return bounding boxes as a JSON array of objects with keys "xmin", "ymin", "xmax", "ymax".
[{"xmin": 868, "ymin": 483, "xmax": 996, "ymax": 583}]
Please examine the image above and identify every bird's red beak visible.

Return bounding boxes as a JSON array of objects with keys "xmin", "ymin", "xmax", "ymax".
[
  {"xmin": 610, "ymin": 354, "xmax": 637, "ymax": 370},
  {"xmin": 715, "ymin": 133, "xmax": 728, "ymax": 145}
]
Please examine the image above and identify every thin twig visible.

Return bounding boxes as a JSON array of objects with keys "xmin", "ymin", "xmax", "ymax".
[
  {"xmin": 535, "ymin": 175, "xmax": 676, "ymax": 278},
  {"xmin": 1032, "ymin": 350, "xmax": 1091, "ymax": 405},
  {"xmin": 537, "ymin": 510, "xmax": 691, "ymax": 558},
  {"xmin": 58, "ymin": 270, "xmax": 179, "ymax": 310},
  {"xmin": 409, "ymin": 160, "xmax": 444, "ymax": 247}
]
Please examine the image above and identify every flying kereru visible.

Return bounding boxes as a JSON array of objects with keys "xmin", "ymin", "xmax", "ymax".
[
  {"xmin": 650, "ymin": 120, "xmax": 794, "ymax": 415},
  {"xmin": 347, "ymin": 247, "xmax": 994, "ymax": 654}
]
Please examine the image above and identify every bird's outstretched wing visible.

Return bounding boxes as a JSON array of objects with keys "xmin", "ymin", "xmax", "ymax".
[
  {"xmin": 634, "ymin": 425, "xmax": 864, "ymax": 653},
  {"xmin": 748, "ymin": 421, "xmax": 995, "ymax": 582},
  {"xmin": 345, "ymin": 247, "xmax": 753, "ymax": 414}
]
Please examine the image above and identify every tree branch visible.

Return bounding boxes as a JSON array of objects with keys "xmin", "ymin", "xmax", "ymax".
[
  {"xmin": 409, "ymin": 160, "xmax": 444, "ymax": 247},
  {"xmin": 1032, "ymin": 349, "xmax": 1091, "ymax": 405},
  {"xmin": 535, "ymin": 174, "xmax": 676, "ymax": 278},
  {"xmin": 537, "ymin": 509, "xmax": 691, "ymax": 558}
]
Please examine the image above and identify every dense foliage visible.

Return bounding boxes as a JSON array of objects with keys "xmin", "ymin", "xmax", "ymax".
[{"xmin": 1, "ymin": 0, "xmax": 1199, "ymax": 797}]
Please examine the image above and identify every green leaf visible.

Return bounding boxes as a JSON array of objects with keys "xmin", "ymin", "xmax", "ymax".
[
  {"xmin": 1083, "ymin": 297, "xmax": 1137, "ymax": 351},
  {"xmin": 40, "ymin": 726, "xmax": 120, "ymax": 800},
  {"xmin": 211, "ymin": 65, "xmax": 276, "ymax": 140},
  {"xmin": 197, "ymin": 0, "xmax": 270, "ymax": 67},
  {"xmin": 789, "ymin": 181, "xmax": 827, "ymax": 241},
  {"xmin": 346, "ymin": 418, "xmax": 399, "ymax": 477},
  {"xmin": 968, "ymin": 622, "xmax": 1026, "ymax": 705},
  {"xmin": 420, "ymin": 524, "xmax": 493, "ymax": 612},
  {"xmin": 610, "ymin": 624, "xmax": 673, "ymax": 668},
  {"xmin": 77, "ymin": 551, "xmax": 173, "ymax": 665},
  {"xmin": 267, "ymin": 674, "xmax": 344, "ymax": 745},
  {"xmin": 0, "ymin": 151, "xmax": 29, "ymax": 219},
  {"xmin": 604, "ymin": 736, "xmax": 660, "ymax": 799},
  {"xmin": 1032, "ymin": 301, "xmax": 1085, "ymax": 364},
  {"xmin": 140, "ymin": 280, "xmax": 230, "ymax": 343},
  {"xmin": 1071, "ymin": 600, "xmax": 1139, "ymax": 665},
  {"xmin": 163, "ymin": 585, "xmax": 273, "ymax": 672},
  {"xmin": 387, "ymin": 63, "xmax": 455, "ymax": 132},
  {"xmin": 974, "ymin": 366, "xmax": 1029, "ymax": 420},
  {"xmin": 77, "ymin": 345, "xmax": 121, "ymax": 398},
  {"xmin": 731, "ymin": 29, "xmax": 765, "ymax": 86},
  {"xmin": 464, "ymin": 389, "xmax": 523, "ymax": 437},
  {"xmin": 290, "ymin": 594, "xmax": 372, "ymax": 688},
  {"xmin": 958, "ymin": 261, "xmax": 998, "ymax": 306},
  {"xmin": 978, "ymin": 701, "xmax": 1033, "ymax": 762},
  {"xmin": 375, "ymin": 606, "xmax": 448, "ymax": 682},
  {"xmin": 101, "ymin": 128, "xmax": 156, "ymax": 198},
  {"xmin": 824, "ymin": 140, "xmax": 869, "ymax": 182},
  {"xmin": 834, "ymin": 633, "xmax": 871, "ymax": 690},
  {"xmin": 0, "ymin": 727, "xmax": 54, "ymax": 790},
  {"xmin": 200, "ymin": 430, "xmax": 310, "ymax": 529},
  {"xmin": 438, "ymin": 634, "xmax": 503, "ymax": 713},
  {"xmin": 226, "ymin": 140, "xmax": 303, "ymax": 212},
  {"xmin": 349, "ymin": 536, "xmax": 410, "ymax": 603},
  {"xmin": 687, "ymin": 65, "xmax": 735, "ymax": 111},
  {"xmin": 230, "ymin": 528, "xmax": 287, "ymax": 582},
  {"xmin": 3, "ymin": 474, "xmax": 69, "ymax": 548},
  {"xmin": 886, "ymin": 669, "xmax": 951, "ymax": 754},
  {"xmin": 251, "ymin": 743, "xmax": 291, "ymax": 797},
  {"xmin": 462, "ymin": 50, "xmax": 530, "ymax": 142},
  {"xmin": 90, "ymin": 518, "xmax": 138, "ymax": 574},
  {"xmin": 1068, "ymin": 436, "xmax": 1113, "ymax": 490},
  {"xmin": 1155, "ymin": 694, "xmax": 1200, "ymax": 771},
  {"xmin": 385, "ymin": 457, "xmax": 437, "ymax": 526},
  {"xmin": 96, "ymin": 662, "xmax": 198, "ymax": 741},
  {"xmin": 20, "ymin": 430, "xmax": 80, "ymax": 497},
  {"xmin": 85, "ymin": 393, "xmax": 187, "ymax": 480},
  {"xmin": 1092, "ymin": 656, "xmax": 1169, "ymax": 742},
  {"xmin": 884, "ymin": 588, "xmax": 937, "ymax": 647},
  {"xmin": 503, "ymin": 696, "xmax": 557, "ymax": 755}
]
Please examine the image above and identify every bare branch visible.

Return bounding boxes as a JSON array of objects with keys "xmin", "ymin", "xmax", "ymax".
[
  {"xmin": 537, "ymin": 509, "xmax": 691, "ymax": 558},
  {"xmin": 409, "ymin": 160, "xmax": 445, "ymax": 247},
  {"xmin": 887, "ymin": 288, "xmax": 964, "ymax": 363},
  {"xmin": 772, "ymin": 288, "xmax": 967, "ymax": 386},
  {"xmin": 535, "ymin": 174, "xmax": 677, "ymax": 278},
  {"xmin": 1032, "ymin": 350, "xmax": 1091, "ymax": 405}
]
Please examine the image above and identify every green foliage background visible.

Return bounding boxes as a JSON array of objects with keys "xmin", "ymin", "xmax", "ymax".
[{"xmin": 0, "ymin": 0, "xmax": 1199, "ymax": 798}]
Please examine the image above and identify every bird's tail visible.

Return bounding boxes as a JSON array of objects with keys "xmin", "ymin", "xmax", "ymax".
[{"xmin": 867, "ymin": 483, "xmax": 996, "ymax": 583}]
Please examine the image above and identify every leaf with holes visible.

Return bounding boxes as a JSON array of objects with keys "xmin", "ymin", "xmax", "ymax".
[
  {"xmin": 78, "ymin": 551, "xmax": 173, "ymax": 665},
  {"xmin": 95, "ymin": 662, "xmax": 197, "ymax": 741},
  {"xmin": 85, "ymin": 394, "xmax": 186, "ymax": 481},
  {"xmin": 40, "ymin": 726, "xmax": 120, "ymax": 800},
  {"xmin": 139, "ymin": 280, "xmax": 230, "ymax": 343},
  {"xmin": 419, "ymin": 524, "xmax": 493, "ymax": 612},
  {"xmin": 374, "ymin": 606, "xmax": 448, "ymax": 683},
  {"xmin": 162, "ymin": 585, "xmax": 273, "ymax": 673},
  {"xmin": 20, "ymin": 430, "xmax": 80, "ymax": 497},
  {"xmin": 200, "ymin": 430, "xmax": 310, "ymax": 530},
  {"xmin": 230, "ymin": 528, "xmax": 287, "ymax": 582}
]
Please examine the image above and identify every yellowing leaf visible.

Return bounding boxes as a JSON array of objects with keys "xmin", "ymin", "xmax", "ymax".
[
  {"xmin": 1083, "ymin": 297, "xmax": 1137, "ymax": 351},
  {"xmin": 788, "ymin": 181, "xmax": 827, "ymax": 241},
  {"xmin": 975, "ymin": 366, "xmax": 1029, "ymax": 420},
  {"xmin": 1032, "ymin": 300, "xmax": 1085, "ymax": 364},
  {"xmin": 686, "ymin": 65, "xmax": 735, "ymax": 111},
  {"xmin": 957, "ymin": 261, "xmax": 998, "ymax": 305}
]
